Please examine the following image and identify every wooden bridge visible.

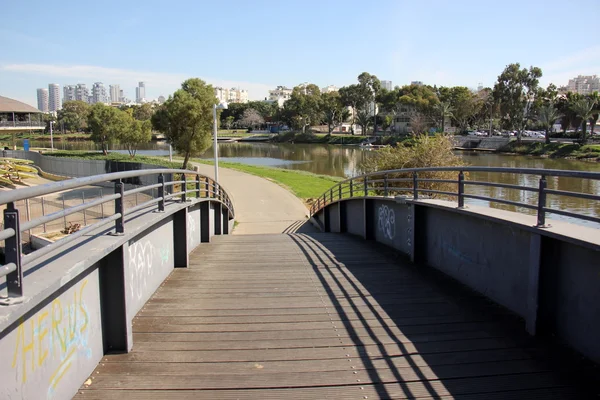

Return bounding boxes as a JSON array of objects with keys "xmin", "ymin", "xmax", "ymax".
[{"xmin": 75, "ymin": 233, "xmax": 591, "ymax": 399}]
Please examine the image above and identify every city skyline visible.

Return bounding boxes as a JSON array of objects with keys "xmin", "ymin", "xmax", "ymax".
[{"xmin": 2, "ymin": 0, "xmax": 599, "ymax": 108}]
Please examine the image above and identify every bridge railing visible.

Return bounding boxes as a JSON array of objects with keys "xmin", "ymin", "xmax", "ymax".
[
  {"xmin": 0, "ymin": 168, "xmax": 234, "ymax": 305},
  {"xmin": 310, "ymin": 166, "xmax": 600, "ymax": 227}
]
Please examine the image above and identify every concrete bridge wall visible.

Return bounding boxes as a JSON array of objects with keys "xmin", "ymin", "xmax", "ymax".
[
  {"xmin": 0, "ymin": 199, "xmax": 232, "ymax": 400},
  {"xmin": 314, "ymin": 197, "xmax": 600, "ymax": 365}
]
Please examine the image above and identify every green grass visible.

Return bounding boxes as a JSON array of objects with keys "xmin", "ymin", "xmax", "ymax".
[
  {"xmin": 46, "ymin": 151, "xmax": 184, "ymax": 169},
  {"xmin": 0, "ymin": 132, "xmax": 91, "ymax": 141},
  {"xmin": 503, "ymin": 142, "xmax": 600, "ymax": 160},
  {"xmin": 192, "ymin": 158, "xmax": 342, "ymax": 201}
]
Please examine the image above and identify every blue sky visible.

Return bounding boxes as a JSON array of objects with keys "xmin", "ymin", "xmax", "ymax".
[{"xmin": 1, "ymin": 0, "xmax": 599, "ymax": 107}]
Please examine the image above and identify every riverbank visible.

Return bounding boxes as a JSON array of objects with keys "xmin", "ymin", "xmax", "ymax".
[
  {"xmin": 192, "ymin": 158, "xmax": 342, "ymax": 203},
  {"xmin": 37, "ymin": 150, "xmax": 184, "ymax": 168},
  {"xmin": 500, "ymin": 142, "xmax": 600, "ymax": 161},
  {"xmin": 272, "ymin": 131, "xmax": 379, "ymax": 145}
]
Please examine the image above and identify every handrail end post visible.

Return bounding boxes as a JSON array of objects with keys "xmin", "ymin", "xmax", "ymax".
[
  {"xmin": 157, "ymin": 173, "xmax": 165, "ymax": 212},
  {"xmin": 457, "ymin": 171, "xmax": 465, "ymax": 208},
  {"xmin": 412, "ymin": 172, "xmax": 419, "ymax": 200},
  {"xmin": 1, "ymin": 203, "xmax": 24, "ymax": 304},
  {"xmin": 113, "ymin": 180, "xmax": 125, "ymax": 235},
  {"xmin": 536, "ymin": 175, "xmax": 548, "ymax": 228}
]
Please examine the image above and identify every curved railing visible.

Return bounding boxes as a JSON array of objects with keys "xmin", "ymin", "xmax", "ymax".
[
  {"xmin": 310, "ymin": 166, "xmax": 600, "ymax": 227},
  {"xmin": 0, "ymin": 169, "xmax": 234, "ymax": 305}
]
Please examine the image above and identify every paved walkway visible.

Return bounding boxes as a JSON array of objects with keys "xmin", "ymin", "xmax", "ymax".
[{"xmin": 192, "ymin": 162, "xmax": 315, "ymax": 235}]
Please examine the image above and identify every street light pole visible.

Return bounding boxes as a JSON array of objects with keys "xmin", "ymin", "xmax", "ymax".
[
  {"xmin": 49, "ymin": 121, "xmax": 54, "ymax": 152},
  {"xmin": 213, "ymin": 104, "xmax": 219, "ymax": 183}
]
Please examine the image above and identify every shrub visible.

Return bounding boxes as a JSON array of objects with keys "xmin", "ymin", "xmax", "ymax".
[{"xmin": 360, "ymin": 135, "xmax": 467, "ymax": 198}]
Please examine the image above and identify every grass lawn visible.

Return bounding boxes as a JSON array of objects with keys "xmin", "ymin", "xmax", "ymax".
[{"xmin": 192, "ymin": 158, "xmax": 342, "ymax": 201}]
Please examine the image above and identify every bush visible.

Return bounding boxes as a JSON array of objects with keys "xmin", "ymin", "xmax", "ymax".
[{"xmin": 360, "ymin": 135, "xmax": 467, "ymax": 198}]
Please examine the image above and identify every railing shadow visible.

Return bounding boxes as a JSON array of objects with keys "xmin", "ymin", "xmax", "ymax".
[{"xmin": 288, "ymin": 232, "xmax": 593, "ymax": 398}]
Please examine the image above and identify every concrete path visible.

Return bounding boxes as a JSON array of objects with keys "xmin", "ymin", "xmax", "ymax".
[{"xmin": 191, "ymin": 162, "xmax": 316, "ymax": 235}]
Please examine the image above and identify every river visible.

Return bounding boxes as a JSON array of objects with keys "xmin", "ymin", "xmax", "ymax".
[{"xmin": 12, "ymin": 139, "xmax": 600, "ymax": 226}]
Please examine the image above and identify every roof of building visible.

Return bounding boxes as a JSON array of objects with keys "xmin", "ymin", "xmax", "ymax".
[{"xmin": 0, "ymin": 96, "xmax": 42, "ymax": 113}]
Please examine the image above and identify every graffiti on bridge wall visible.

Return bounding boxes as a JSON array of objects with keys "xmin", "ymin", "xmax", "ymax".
[
  {"xmin": 11, "ymin": 279, "xmax": 91, "ymax": 398},
  {"xmin": 129, "ymin": 240, "xmax": 171, "ymax": 301},
  {"xmin": 378, "ymin": 205, "xmax": 396, "ymax": 240}
]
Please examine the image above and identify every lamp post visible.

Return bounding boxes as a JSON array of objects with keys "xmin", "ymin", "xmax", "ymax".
[
  {"xmin": 213, "ymin": 102, "xmax": 228, "ymax": 183},
  {"xmin": 49, "ymin": 121, "xmax": 54, "ymax": 151}
]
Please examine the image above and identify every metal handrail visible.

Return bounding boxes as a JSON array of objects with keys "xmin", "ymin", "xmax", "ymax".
[
  {"xmin": 310, "ymin": 167, "xmax": 600, "ymax": 229},
  {"xmin": 0, "ymin": 168, "xmax": 235, "ymax": 305}
]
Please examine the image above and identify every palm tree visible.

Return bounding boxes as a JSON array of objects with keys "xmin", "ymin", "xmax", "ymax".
[
  {"xmin": 434, "ymin": 102, "xmax": 453, "ymax": 133},
  {"xmin": 536, "ymin": 103, "xmax": 562, "ymax": 144},
  {"xmin": 355, "ymin": 109, "xmax": 372, "ymax": 136},
  {"xmin": 569, "ymin": 98, "xmax": 599, "ymax": 144}
]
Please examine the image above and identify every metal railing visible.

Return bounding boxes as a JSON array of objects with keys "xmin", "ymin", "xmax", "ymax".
[
  {"xmin": 0, "ymin": 169, "xmax": 234, "ymax": 305},
  {"xmin": 310, "ymin": 166, "xmax": 600, "ymax": 227},
  {"xmin": 0, "ymin": 121, "xmax": 45, "ymax": 128}
]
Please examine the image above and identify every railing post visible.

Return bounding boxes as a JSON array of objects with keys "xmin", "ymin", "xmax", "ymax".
[
  {"xmin": 364, "ymin": 176, "xmax": 368, "ymax": 197},
  {"xmin": 181, "ymin": 175, "xmax": 187, "ymax": 203},
  {"xmin": 349, "ymin": 179, "xmax": 353, "ymax": 197},
  {"xmin": 157, "ymin": 173, "xmax": 165, "ymax": 212},
  {"xmin": 41, "ymin": 196, "xmax": 46, "ymax": 233},
  {"xmin": 413, "ymin": 172, "xmax": 419, "ymax": 200},
  {"xmin": 114, "ymin": 180, "xmax": 124, "ymax": 235},
  {"xmin": 458, "ymin": 171, "xmax": 465, "ymax": 208},
  {"xmin": 338, "ymin": 184, "xmax": 342, "ymax": 200},
  {"xmin": 536, "ymin": 175, "xmax": 547, "ymax": 227},
  {"xmin": 196, "ymin": 174, "xmax": 201, "ymax": 198},
  {"xmin": 330, "ymin": 188, "xmax": 333, "ymax": 203},
  {"xmin": 3, "ymin": 203, "xmax": 23, "ymax": 304},
  {"xmin": 82, "ymin": 192, "xmax": 87, "ymax": 226},
  {"xmin": 384, "ymin": 173, "xmax": 388, "ymax": 197}
]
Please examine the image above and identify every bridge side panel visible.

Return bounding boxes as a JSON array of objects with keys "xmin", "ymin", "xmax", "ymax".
[
  {"xmin": 344, "ymin": 199, "xmax": 365, "ymax": 238},
  {"xmin": 420, "ymin": 207, "xmax": 530, "ymax": 318},
  {"xmin": 372, "ymin": 199, "xmax": 412, "ymax": 255},
  {"xmin": 327, "ymin": 203, "xmax": 341, "ymax": 233},
  {"xmin": 187, "ymin": 204, "xmax": 202, "ymax": 251},
  {"xmin": 124, "ymin": 218, "xmax": 175, "ymax": 320},
  {"xmin": 539, "ymin": 239, "xmax": 600, "ymax": 364},
  {"xmin": 0, "ymin": 267, "xmax": 103, "ymax": 400}
]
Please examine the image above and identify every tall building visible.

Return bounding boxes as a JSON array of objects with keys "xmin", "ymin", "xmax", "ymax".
[
  {"xmin": 63, "ymin": 85, "xmax": 76, "ymax": 103},
  {"xmin": 92, "ymin": 82, "xmax": 108, "ymax": 104},
  {"xmin": 48, "ymin": 83, "xmax": 60, "ymax": 112},
  {"xmin": 109, "ymin": 84, "xmax": 121, "ymax": 103},
  {"xmin": 567, "ymin": 75, "xmax": 600, "ymax": 95},
  {"xmin": 321, "ymin": 85, "xmax": 338, "ymax": 93},
  {"xmin": 268, "ymin": 86, "xmax": 293, "ymax": 107},
  {"xmin": 37, "ymin": 88, "xmax": 49, "ymax": 112},
  {"xmin": 158, "ymin": 95, "xmax": 166, "ymax": 104},
  {"xmin": 75, "ymin": 84, "xmax": 89, "ymax": 103},
  {"xmin": 381, "ymin": 80, "xmax": 392, "ymax": 91},
  {"xmin": 411, "ymin": 81, "xmax": 423, "ymax": 86},
  {"xmin": 136, "ymin": 82, "xmax": 146, "ymax": 103},
  {"xmin": 214, "ymin": 87, "xmax": 249, "ymax": 104}
]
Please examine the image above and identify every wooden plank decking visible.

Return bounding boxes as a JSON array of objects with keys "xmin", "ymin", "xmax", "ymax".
[{"xmin": 75, "ymin": 233, "xmax": 593, "ymax": 399}]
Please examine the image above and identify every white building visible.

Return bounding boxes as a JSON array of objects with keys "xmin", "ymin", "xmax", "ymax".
[
  {"xmin": 63, "ymin": 85, "xmax": 76, "ymax": 103},
  {"xmin": 411, "ymin": 81, "xmax": 423, "ymax": 86},
  {"xmin": 92, "ymin": 82, "xmax": 108, "ymax": 104},
  {"xmin": 567, "ymin": 75, "xmax": 600, "ymax": 95},
  {"xmin": 48, "ymin": 83, "xmax": 60, "ymax": 112},
  {"xmin": 321, "ymin": 85, "xmax": 338, "ymax": 93},
  {"xmin": 136, "ymin": 82, "xmax": 146, "ymax": 103},
  {"xmin": 158, "ymin": 95, "xmax": 166, "ymax": 104},
  {"xmin": 109, "ymin": 84, "xmax": 121, "ymax": 103},
  {"xmin": 214, "ymin": 87, "xmax": 248, "ymax": 104},
  {"xmin": 37, "ymin": 88, "xmax": 49, "ymax": 112},
  {"xmin": 75, "ymin": 84, "xmax": 89, "ymax": 103},
  {"xmin": 268, "ymin": 86, "xmax": 293, "ymax": 107},
  {"xmin": 381, "ymin": 80, "xmax": 392, "ymax": 91}
]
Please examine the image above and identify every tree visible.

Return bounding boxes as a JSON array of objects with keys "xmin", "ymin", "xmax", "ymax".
[
  {"xmin": 152, "ymin": 78, "xmax": 216, "ymax": 168},
  {"xmin": 569, "ymin": 97, "xmax": 598, "ymax": 144},
  {"xmin": 536, "ymin": 103, "xmax": 562, "ymax": 144},
  {"xmin": 440, "ymin": 86, "xmax": 480, "ymax": 133},
  {"xmin": 493, "ymin": 63, "xmax": 542, "ymax": 143},
  {"xmin": 321, "ymin": 92, "xmax": 346, "ymax": 134},
  {"xmin": 120, "ymin": 113, "xmax": 152, "ymax": 156},
  {"xmin": 282, "ymin": 84, "xmax": 322, "ymax": 133},
  {"xmin": 409, "ymin": 112, "xmax": 429, "ymax": 135},
  {"xmin": 357, "ymin": 72, "xmax": 381, "ymax": 133},
  {"xmin": 58, "ymin": 101, "xmax": 90, "ymax": 132},
  {"xmin": 224, "ymin": 116, "xmax": 235, "ymax": 129},
  {"xmin": 88, "ymin": 103, "xmax": 128, "ymax": 155},
  {"xmin": 238, "ymin": 108, "xmax": 264, "ymax": 129},
  {"xmin": 381, "ymin": 115, "xmax": 394, "ymax": 132},
  {"xmin": 355, "ymin": 109, "xmax": 372, "ymax": 136},
  {"xmin": 434, "ymin": 101, "xmax": 453, "ymax": 133},
  {"xmin": 588, "ymin": 92, "xmax": 599, "ymax": 135},
  {"xmin": 133, "ymin": 103, "xmax": 154, "ymax": 121},
  {"xmin": 339, "ymin": 85, "xmax": 364, "ymax": 134}
]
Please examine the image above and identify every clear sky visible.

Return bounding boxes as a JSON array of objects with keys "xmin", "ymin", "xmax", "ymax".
[{"xmin": 1, "ymin": 0, "xmax": 599, "ymax": 107}]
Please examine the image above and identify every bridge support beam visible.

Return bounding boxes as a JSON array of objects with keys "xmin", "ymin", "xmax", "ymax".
[
  {"xmin": 99, "ymin": 247, "xmax": 129, "ymax": 352},
  {"xmin": 222, "ymin": 207, "xmax": 230, "ymax": 234},
  {"xmin": 214, "ymin": 202, "xmax": 223, "ymax": 235},
  {"xmin": 526, "ymin": 233, "xmax": 542, "ymax": 335},
  {"xmin": 173, "ymin": 208, "xmax": 189, "ymax": 268},
  {"xmin": 200, "ymin": 202, "xmax": 210, "ymax": 243}
]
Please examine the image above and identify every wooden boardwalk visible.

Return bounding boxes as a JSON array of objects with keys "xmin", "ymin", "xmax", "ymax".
[{"xmin": 76, "ymin": 233, "xmax": 593, "ymax": 399}]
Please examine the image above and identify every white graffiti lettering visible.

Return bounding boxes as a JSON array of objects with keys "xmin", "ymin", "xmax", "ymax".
[
  {"xmin": 378, "ymin": 205, "xmax": 395, "ymax": 240},
  {"xmin": 128, "ymin": 241, "xmax": 155, "ymax": 301}
]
